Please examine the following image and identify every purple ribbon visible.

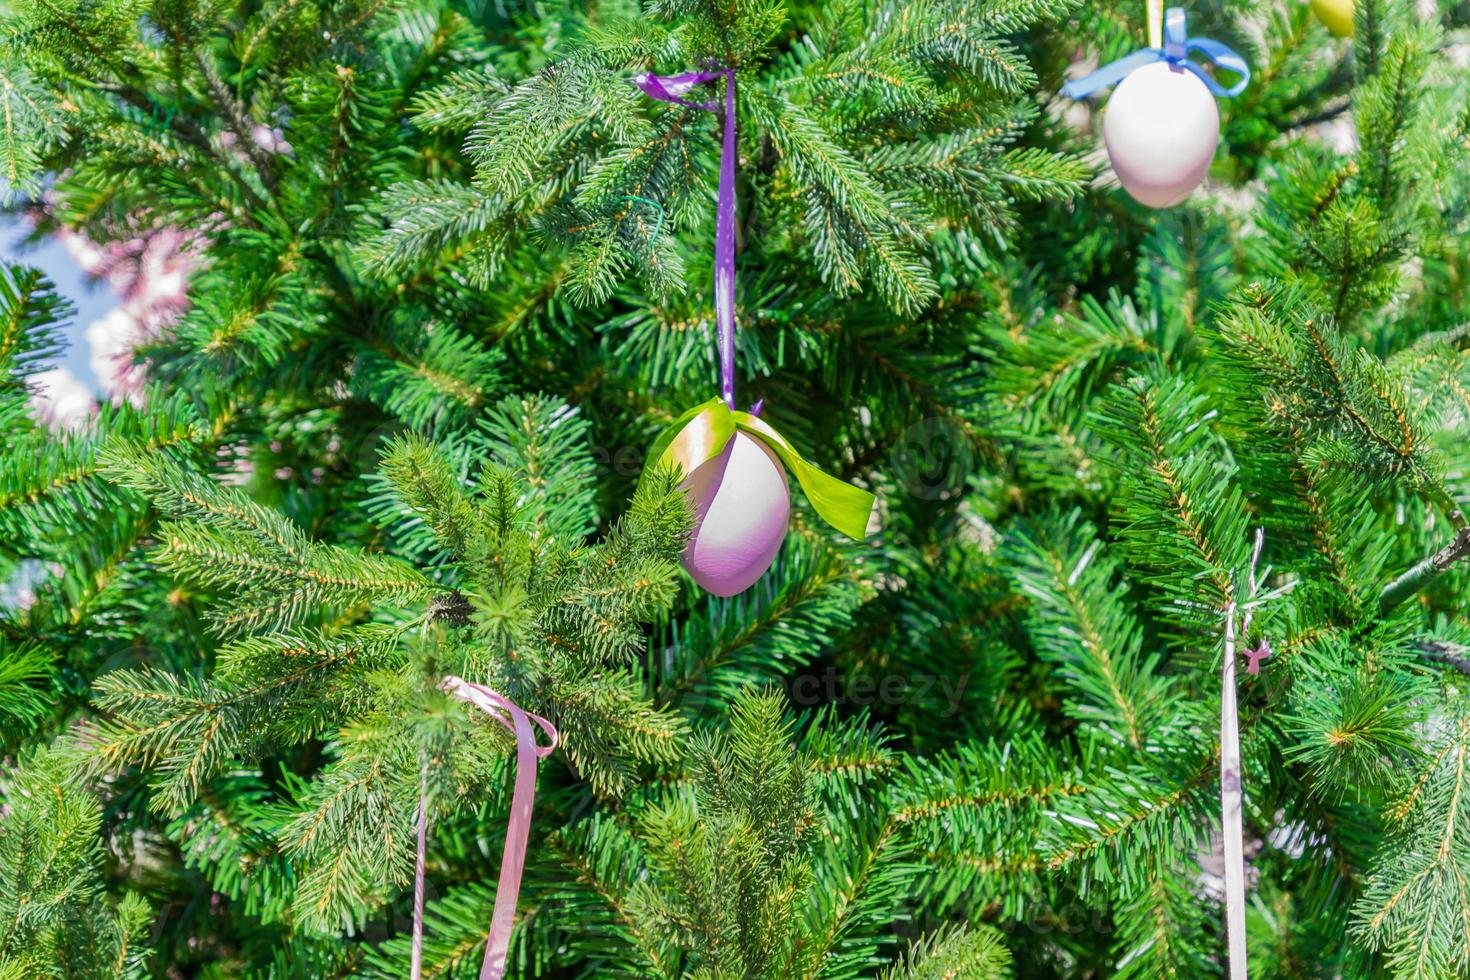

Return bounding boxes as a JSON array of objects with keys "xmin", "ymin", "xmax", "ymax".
[
  {"xmin": 634, "ymin": 67, "xmax": 739, "ymax": 409},
  {"xmin": 411, "ymin": 676, "xmax": 558, "ymax": 980}
]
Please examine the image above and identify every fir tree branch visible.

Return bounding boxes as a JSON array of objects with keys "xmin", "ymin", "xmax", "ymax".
[
  {"xmin": 1412, "ymin": 640, "xmax": 1470, "ymax": 676},
  {"xmin": 193, "ymin": 49, "xmax": 278, "ymax": 193},
  {"xmin": 93, "ymin": 81, "xmax": 274, "ymax": 219},
  {"xmin": 1378, "ymin": 526, "xmax": 1470, "ymax": 617},
  {"xmin": 1354, "ymin": 711, "xmax": 1470, "ymax": 975}
]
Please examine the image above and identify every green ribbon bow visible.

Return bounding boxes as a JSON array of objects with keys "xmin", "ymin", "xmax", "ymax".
[{"xmin": 644, "ymin": 397, "xmax": 876, "ymax": 541}]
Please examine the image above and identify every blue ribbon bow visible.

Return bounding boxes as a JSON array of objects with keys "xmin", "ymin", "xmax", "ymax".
[{"xmin": 1062, "ymin": 7, "xmax": 1250, "ymax": 100}]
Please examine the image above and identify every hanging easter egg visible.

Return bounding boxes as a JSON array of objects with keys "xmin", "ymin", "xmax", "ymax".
[
  {"xmin": 1062, "ymin": 7, "xmax": 1250, "ymax": 210},
  {"xmin": 1310, "ymin": 0, "xmax": 1354, "ymax": 38},
  {"xmin": 643, "ymin": 398, "xmax": 875, "ymax": 597},
  {"xmin": 1103, "ymin": 61, "xmax": 1220, "ymax": 208},
  {"xmin": 635, "ymin": 64, "xmax": 877, "ymax": 599},
  {"xmin": 681, "ymin": 430, "xmax": 790, "ymax": 596}
]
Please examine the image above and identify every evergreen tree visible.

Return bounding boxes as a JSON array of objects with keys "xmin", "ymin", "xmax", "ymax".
[{"xmin": 4, "ymin": 0, "xmax": 1470, "ymax": 976}]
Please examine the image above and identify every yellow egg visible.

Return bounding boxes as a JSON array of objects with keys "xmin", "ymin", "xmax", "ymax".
[{"xmin": 1310, "ymin": 0, "xmax": 1354, "ymax": 37}]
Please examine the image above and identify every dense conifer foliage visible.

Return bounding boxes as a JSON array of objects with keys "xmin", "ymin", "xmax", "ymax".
[{"xmin": 4, "ymin": 0, "xmax": 1470, "ymax": 975}]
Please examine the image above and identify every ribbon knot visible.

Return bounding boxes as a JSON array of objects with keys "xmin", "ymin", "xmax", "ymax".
[
  {"xmin": 1062, "ymin": 7, "xmax": 1250, "ymax": 100},
  {"xmin": 1244, "ymin": 636, "xmax": 1273, "ymax": 676},
  {"xmin": 411, "ymin": 677, "xmax": 559, "ymax": 980}
]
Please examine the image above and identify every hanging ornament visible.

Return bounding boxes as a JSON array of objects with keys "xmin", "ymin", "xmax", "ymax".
[
  {"xmin": 1063, "ymin": 5, "xmax": 1250, "ymax": 208},
  {"xmin": 1102, "ymin": 62, "xmax": 1221, "ymax": 208},
  {"xmin": 684, "ymin": 430, "xmax": 790, "ymax": 596},
  {"xmin": 1310, "ymin": 0, "xmax": 1355, "ymax": 38},
  {"xmin": 634, "ymin": 68, "xmax": 876, "ymax": 596},
  {"xmin": 646, "ymin": 398, "xmax": 874, "ymax": 595}
]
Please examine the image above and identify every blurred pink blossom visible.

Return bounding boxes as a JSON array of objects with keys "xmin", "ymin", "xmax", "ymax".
[
  {"xmin": 28, "ymin": 366, "xmax": 96, "ymax": 431},
  {"xmin": 251, "ymin": 123, "xmax": 294, "ymax": 158},
  {"xmin": 54, "ymin": 222, "xmax": 200, "ymax": 404},
  {"xmin": 219, "ymin": 121, "xmax": 294, "ymax": 158}
]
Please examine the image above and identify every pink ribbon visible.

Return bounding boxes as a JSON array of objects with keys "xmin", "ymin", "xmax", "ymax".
[
  {"xmin": 411, "ymin": 676, "xmax": 558, "ymax": 980},
  {"xmin": 1244, "ymin": 636, "xmax": 1272, "ymax": 675},
  {"xmin": 1219, "ymin": 528, "xmax": 1280, "ymax": 978}
]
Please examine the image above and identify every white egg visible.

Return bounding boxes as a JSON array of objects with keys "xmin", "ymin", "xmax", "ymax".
[
  {"xmin": 681, "ymin": 432, "xmax": 790, "ymax": 597},
  {"xmin": 1103, "ymin": 61, "xmax": 1221, "ymax": 208}
]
